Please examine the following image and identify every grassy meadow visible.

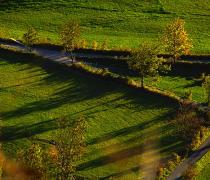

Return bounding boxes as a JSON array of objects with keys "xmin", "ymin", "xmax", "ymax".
[
  {"xmin": 0, "ymin": 49, "xmax": 183, "ymax": 178},
  {"xmin": 0, "ymin": 0, "xmax": 210, "ymax": 53}
]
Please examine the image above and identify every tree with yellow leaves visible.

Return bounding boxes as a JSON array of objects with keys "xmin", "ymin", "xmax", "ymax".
[{"xmin": 163, "ymin": 18, "xmax": 192, "ymax": 62}]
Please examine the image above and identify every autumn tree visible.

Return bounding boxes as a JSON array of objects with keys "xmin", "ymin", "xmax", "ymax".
[
  {"xmin": 17, "ymin": 143, "xmax": 47, "ymax": 179},
  {"xmin": 53, "ymin": 116, "xmax": 86, "ymax": 180},
  {"xmin": 202, "ymin": 75, "xmax": 210, "ymax": 106},
  {"xmin": 60, "ymin": 20, "xmax": 81, "ymax": 63},
  {"xmin": 172, "ymin": 104, "xmax": 204, "ymax": 143},
  {"xmin": 128, "ymin": 43, "xmax": 170, "ymax": 87},
  {"xmin": 22, "ymin": 27, "xmax": 38, "ymax": 52},
  {"xmin": 163, "ymin": 18, "xmax": 192, "ymax": 62}
]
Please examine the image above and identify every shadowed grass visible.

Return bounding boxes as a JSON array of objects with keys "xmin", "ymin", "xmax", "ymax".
[{"xmin": 0, "ymin": 49, "xmax": 182, "ymax": 178}]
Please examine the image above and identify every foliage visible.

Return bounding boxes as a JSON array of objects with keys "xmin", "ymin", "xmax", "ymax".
[
  {"xmin": 92, "ymin": 40, "xmax": 98, "ymax": 50},
  {"xmin": 202, "ymin": 75, "xmax": 210, "ymax": 106},
  {"xmin": 53, "ymin": 116, "xmax": 86, "ymax": 180},
  {"xmin": 22, "ymin": 27, "xmax": 38, "ymax": 52},
  {"xmin": 157, "ymin": 153, "xmax": 182, "ymax": 179},
  {"xmin": 128, "ymin": 43, "xmax": 170, "ymax": 87},
  {"xmin": 163, "ymin": 18, "xmax": 192, "ymax": 62},
  {"xmin": 182, "ymin": 166, "xmax": 198, "ymax": 180},
  {"xmin": 80, "ymin": 39, "xmax": 88, "ymax": 49},
  {"xmin": 190, "ymin": 126, "xmax": 210, "ymax": 151},
  {"xmin": 172, "ymin": 105, "xmax": 204, "ymax": 144},
  {"xmin": 101, "ymin": 39, "xmax": 109, "ymax": 50},
  {"xmin": 17, "ymin": 143, "xmax": 46, "ymax": 179},
  {"xmin": 183, "ymin": 90, "xmax": 193, "ymax": 101},
  {"xmin": 60, "ymin": 19, "xmax": 81, "ymax": 53}
]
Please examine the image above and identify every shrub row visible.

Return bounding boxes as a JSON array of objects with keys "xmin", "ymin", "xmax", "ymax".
[
  {"xmin": 0, "ymin": 45, "xmax": 209, "ymax": 114},
  {"xmin": 71, "ymin": 62, "xmax": 181, "ymax": 102}
]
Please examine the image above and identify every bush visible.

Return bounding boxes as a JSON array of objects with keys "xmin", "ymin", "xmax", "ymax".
[
  {"xmin": 80, "ymin": 39, "xmax": 88, "ymax": 49},
  {"xmin": 172, "ymin": 106, "xmax": 205, "ymax": 146},
  {"xmin": 101, "ymin": 39, "xmax": 109, "ymax": 50},
  {"xmin": 92, "ymin": 40, "xmax": 98, "ymax": 50},
  {"xmin": 183, "ymin": 90, "xmax": 193, "ymax": 101},
  {"xmin": 182, "ymin": 166, "xmax": 198, "ymax": 180},
  {"xmin": 190, "ymin": 126, "xmax": 210, "ymax": 151},
  {"xmin": 17, "ymin": 143, "xmax": 47, "ymax": 178},
  {"xmin": 156, "ymin": 153, "xmax": 182, "ymax": 179}
]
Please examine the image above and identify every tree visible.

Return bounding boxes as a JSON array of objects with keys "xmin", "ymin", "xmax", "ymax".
[
  {"xmin": 172, "ymin": 105, "xmax": 204, "ymax": 143},
  {"xmin": 53, "ymin": 116, "xmax": 86, "ymax": 180},
  {"xmin": 202, "ymin": 75, "xmax": 210, "ymax": 106},
  {"xmin": 22, "ymin": 27, "xmax": 38, "ymax": 52},
  {"xmin": 17, "ymin": 143, "xmax": 47, "ymax": 179},
  {"xmin": 60, "ymin": 20, "xmax": 81, "ymax": 63},
  {"xmin": 128, "ymin": 43, "xmax": 170, "ymax": 87},
  {"xmin": 163, "ymin": 18, "xmax": 192, "ymax": 62}
]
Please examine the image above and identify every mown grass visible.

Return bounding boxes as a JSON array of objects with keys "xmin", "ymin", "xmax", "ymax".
[
  {"xmin": 0, "ymin": 49, "xmax": 182, "ymax": 178},
  {"xmin": 197, "ymin": 163, "xmax": 210, "ymax": 180},
  {"xmin": 92, "ymin": 65, "xmax": 207, "ymax": 103},
  {"xmin": 0, "ymin": 0, "xmax": 210, "ymax": 53}
]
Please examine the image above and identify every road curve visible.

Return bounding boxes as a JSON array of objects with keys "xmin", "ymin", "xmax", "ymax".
[{"xmin": 168, "ymin": 137, "xmax": 210, "ymax": 180}]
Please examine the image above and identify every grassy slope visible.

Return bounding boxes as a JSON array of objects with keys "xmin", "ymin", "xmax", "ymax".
[
  {"xmin": 0, "ymin": 50, "xmax": 181, "ymax": 178},
  {"xmin": 0, "ymin": 0, "xmax": 210, "ymax": 53}
]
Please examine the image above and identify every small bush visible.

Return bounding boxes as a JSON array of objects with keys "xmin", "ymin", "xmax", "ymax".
[
  {"xmin": 182, "ymin": 166, "xmax": 198, "ymax": 180},
  {"xmin": 156, "ymin": 153, "xmax": 182, "ymax": 179},
  {"xmin": 101, "ymin": 39, "xmax": 109, "ymax": 50},
  {"xmin": 184, "ymin": 90, "xmax": 193, "ymax": 101},
  {"xmin": 92, "ymin": 40, "xmax": 98, "ymax": 50},
  {"xmin": 80, "ymin": 39, "xmax": 88, "ymax": 49}
]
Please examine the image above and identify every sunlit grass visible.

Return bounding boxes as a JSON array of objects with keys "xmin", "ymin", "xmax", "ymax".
[
  {"xmin": 0, "ymin": 50, "xmax": 182, "ymax": 178},
  {"xmin": 0, "ymin": 0, "xmax": 210, "ymax": 53}
]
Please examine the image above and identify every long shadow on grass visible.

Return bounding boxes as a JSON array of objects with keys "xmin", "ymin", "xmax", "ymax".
[
  {"xmin": 78, "ymin": 113, "xmax": 183, "ymax": 172},
  {"xmin": 0, "ymin": 50, "xmax": 176, "ymax": 121},
  {"xmin": 0, "ymin": 119, "xmax": 57, "ymax": 141},
  {"xmin": 87, "ymin": 111, "xmax": 173, "ymax": 146}
]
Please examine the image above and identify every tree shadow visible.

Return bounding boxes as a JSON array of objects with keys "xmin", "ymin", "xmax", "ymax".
[
  {"xmin": 0, "ymin": 119, "xmax": 57, "ymax": 141},
  {"xmin": 1, "ymin": 55, "xmax": 176, "ymax": 120},
  {"xmin": 78, "ymin": 114, "xmax": 183, "ymax": 173},
  {"xmin": 0, "ymin": 49, "xmax": 181, "ymax": 178}
]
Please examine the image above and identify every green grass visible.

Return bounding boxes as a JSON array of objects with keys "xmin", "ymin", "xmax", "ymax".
[
  {"xmin": 197, "ymin": 164, "xmax": 210, "ymax": 180},
  {"xmin": 0, "ymin": 0, "xmax": 210, "ymax": 53},
  {"xmin": 144, "ymin": 76, "xmax": 206, "ymax": 103},
  {"xmin": 0, "ymin": 49, "xmax": 182, "ymax": 178},
  {"xmin": 106, "ymin": 67, "xmax": 206, "ymax": 103}
]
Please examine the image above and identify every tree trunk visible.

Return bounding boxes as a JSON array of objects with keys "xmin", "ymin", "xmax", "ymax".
[
  {"xmin": 141, "ymin": 76, "xmax": 144, "ymax": 88},
  {"xmin": 173, "ymin": 54, "xmax": 176, "ymax": 63},
  {"xmin": 70, "ymin": 51, "xmax": 74, "ymax": 64}
]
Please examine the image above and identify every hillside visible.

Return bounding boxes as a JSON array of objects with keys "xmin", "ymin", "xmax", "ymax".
[{"xmin": 0, "ymin": 0, "xmax": 210, "ymax": 53}]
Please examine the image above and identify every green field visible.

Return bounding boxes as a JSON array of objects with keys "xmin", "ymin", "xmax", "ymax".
[
  {"xmin": 197, "ymin": 164, "xmax": 210, "ymax": 180},
  {"xmin": 0, "ymin": 49, "xmax": 183, "ymax": 178},
  {"xmin": 102, "ymin": 67, "xmax": 207, "ymax": 103},
  {"xmin": 0, "ymin": 0, "xmax": 210, "ymax": 53}
]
